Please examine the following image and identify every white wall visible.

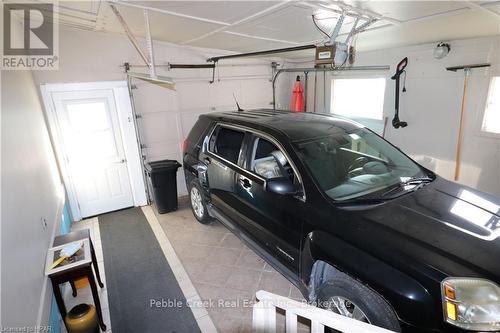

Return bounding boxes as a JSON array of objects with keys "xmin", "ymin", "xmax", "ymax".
[
  {"xmin": 380, "ymin": 37, "xmax": 499, "ymax": 197},
  {"xmin": 276, "ymin": 36, "xmax": 500, "ymax": 196},
  {"xmin": 1, "ymin": 21, "xmax": 63, "ymax": 329},
  {"xmin": 33, "ymin": 28, "xmax": 274, "ymax": 197}
]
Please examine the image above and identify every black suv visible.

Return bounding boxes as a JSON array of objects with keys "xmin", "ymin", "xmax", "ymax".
[{"xmin": 182, "ymin": 109, "xmax": 500, "ymax": 333}]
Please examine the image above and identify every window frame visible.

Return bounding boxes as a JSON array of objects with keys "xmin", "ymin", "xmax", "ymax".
[
  {"xmin": 206, "ymin": 124, "xmax": 246, "ymax": 167},
  {"xmin": 330, "ymin": 76, "xmax": 387, "ymax": 121},
  {"xmin": 247, "ymin": 135, "xmax": 296, "ymax": 183},
  {"xmin": 478, "ymin": 76, "xmax": 500, "ymax": 139},
  {"xmin": 204, "ymin": 122, "xmax": 306, "ymax": 201}
]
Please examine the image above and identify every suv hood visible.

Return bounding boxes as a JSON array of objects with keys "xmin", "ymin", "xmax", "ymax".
[
  {"xmin": 400, "ymin": 178, "xmax": 500, "ymax": 239},
  {"xmin": 355, "ymin": 177, "xmax": 500, "ymax": 279}
]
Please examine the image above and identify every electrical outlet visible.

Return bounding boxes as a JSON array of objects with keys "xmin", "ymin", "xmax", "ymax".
[{"xmin": 41, "ymin": 217, "xmax": 47, "ymax": 231}]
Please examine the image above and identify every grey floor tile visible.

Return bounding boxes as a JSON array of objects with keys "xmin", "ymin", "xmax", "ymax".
[
  {"xmin": 204, "ymin": 246, "xmax": 243, "ymax": 266},
  {"xmin": 190, "ymin": 263, "xmax": 234, "ymax": 287},
  {"xmin": 219, "ymin": 233, "xmax": 245, "ymax": 249},
  {"xmin": 193, "ymin": 230, "xmax": 228, "ymax": 246},
  {"xmin": 225, "ymin": 267, "xmax": 262, "ymax": 292},
  {"xmin": 290, "ymin": 285, "xmax": 307, "ymax": 301},
  {"xmin": 257, "ymin": 271, "xmax": 292, "ymax": 297},
  {"xmin": 235, "ymin": 250, "xmax": 266, "ymax": 270}
]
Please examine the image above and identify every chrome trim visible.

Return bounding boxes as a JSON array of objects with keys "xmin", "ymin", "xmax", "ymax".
[{"xmin": 204, "ymin": 122, "xmax": 306, "ymax": 202}]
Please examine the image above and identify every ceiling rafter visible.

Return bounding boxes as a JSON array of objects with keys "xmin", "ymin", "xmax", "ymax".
[
  {"xmin": 110, "ymin": 0, "xmax": 232, "ymax": 26},
  {"xmin": 463, "ymin": 1, "xmax": 500, "ymax": 19},
  {"xmin": 181, "ymin": 1, "xmax": 292, "ymax": 45}
]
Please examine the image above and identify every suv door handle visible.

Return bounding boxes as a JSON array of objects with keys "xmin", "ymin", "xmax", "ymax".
[
  {"xmin": 203, "ymin": 157, "xmax": 211, "ymax": 165},
  {"xmin": 239, "ymin": 176, "xmax": 251, "ymax": 189}
]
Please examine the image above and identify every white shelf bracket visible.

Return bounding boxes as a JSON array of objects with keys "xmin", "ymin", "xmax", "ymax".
[
  {"xmin": 109, "ymin": 2, "xmax": 175, "ymax": 89},
  {"xmin": 143, "ymin": 9, "xmax": 156, "ymax": 79},
  {"xmin": 109, "ymin": 3, "xmax": 150, "ymax": 68}
]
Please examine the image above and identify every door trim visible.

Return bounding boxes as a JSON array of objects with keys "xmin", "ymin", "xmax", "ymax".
[{"xmin": 41, "ymin": 81, "xmax": 147, "ymax": 220}]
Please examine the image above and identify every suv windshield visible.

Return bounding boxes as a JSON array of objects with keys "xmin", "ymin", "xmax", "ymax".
[{"xmin": 293, "ymin": 127, "xmax": 427, "ymax": 201}]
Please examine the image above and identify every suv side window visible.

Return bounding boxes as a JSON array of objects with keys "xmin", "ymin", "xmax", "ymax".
[
  {"xmin": 249, "ymin": 137, "xmax": 296, "ymax": 182},
  {"xmin": 208, "ymin": 126, "xmax": 245, "ymax": 164}
]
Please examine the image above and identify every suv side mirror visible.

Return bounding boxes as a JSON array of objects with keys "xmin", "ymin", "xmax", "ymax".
[{"xmin": 264, "ymin": 177, "xmax": 300, "ymax": 196}]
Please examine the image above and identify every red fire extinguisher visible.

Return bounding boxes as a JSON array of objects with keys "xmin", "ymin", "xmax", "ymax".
[{"xmin": 290, "ymin": 75, "xmax": 305, "ymax": 112}]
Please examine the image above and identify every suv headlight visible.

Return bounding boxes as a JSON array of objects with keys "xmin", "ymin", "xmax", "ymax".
[{"xmin": 442, "ymin": 278, "xmax": 500, "ymax": 331}]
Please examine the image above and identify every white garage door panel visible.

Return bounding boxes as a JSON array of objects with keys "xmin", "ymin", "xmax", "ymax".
[
  {"xmin": 145, "ymin": 144, "xmax": 181, "ymax": 162},
  {"xmin": 209, "ymin": 80, "xmax": 242, "ymax": 107},
  {"xmin": 140, "ymin": 112, "xmax": 180, "ymax": 144},
  {"xmin": 133, "ymin": 81, "xmax": 178, "ymax": 113},
  {"xmin": 241, "ymin": 79, "xmax": 273, "ymax": 108},
  {"xmin": 177, "ymin": 82, "xmax": 211, "ymax": 110},
  {"xmin": 180, "ymin": 112, "xmax": 203, "ymax": 138}
]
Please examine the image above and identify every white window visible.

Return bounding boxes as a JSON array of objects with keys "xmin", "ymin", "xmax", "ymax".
[
  {"xmin": 331, "ymin": 78, "xmax": 386, "ymax": 120},
  {"xmin": 481, "ymin": 76, "xmax": 500, "ymax": 135}
]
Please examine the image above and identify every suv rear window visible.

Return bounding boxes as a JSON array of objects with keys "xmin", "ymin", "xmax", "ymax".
[{"xmin": 209, "ymin": 126, "xmax": 244, "ymax": 164}]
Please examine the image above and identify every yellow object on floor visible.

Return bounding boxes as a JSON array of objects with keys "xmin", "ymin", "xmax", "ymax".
[{"xmin": 65, "ymin": 304, "xmax": 98, "ymax": 333}]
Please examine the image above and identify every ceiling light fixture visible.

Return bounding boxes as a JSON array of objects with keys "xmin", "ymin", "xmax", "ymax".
[{"xmin": 434, "ymin": 42, "xmax": 451, "ymax": 59}]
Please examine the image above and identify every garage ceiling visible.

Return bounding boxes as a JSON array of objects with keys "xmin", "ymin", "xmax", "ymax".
[{"xmin": 30, "ymin": 1, "xmax": 500, "ymax": 54}]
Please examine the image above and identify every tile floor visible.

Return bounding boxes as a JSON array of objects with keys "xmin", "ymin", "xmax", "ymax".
[
  {"xmin": 60, "ymin": 217, "xmax": 112, "ymax": 333},
  {"xmin": 156, "ymin": 198, "xmax": 309, "ymax": 333}
]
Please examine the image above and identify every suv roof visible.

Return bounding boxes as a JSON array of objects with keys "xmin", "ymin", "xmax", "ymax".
[{"xmin": 204, "ymin": 109, "xmax": 363, "ymax": 142}]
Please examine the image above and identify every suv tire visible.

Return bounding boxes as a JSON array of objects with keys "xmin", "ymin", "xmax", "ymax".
[
  {"xmin": 189, "ymin": 181, "xmax": 211, "ymax": 224},
  {"xmin": 317, "ymin": 272, "xmax": 401, "ymax": 332}
]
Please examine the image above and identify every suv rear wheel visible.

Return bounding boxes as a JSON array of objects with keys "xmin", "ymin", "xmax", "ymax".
[
  {"xmin": 189, "ymin": 181, "xmax": 211, "ymax": 224},
  {"xmin": 317, "ymin": 272, "xmax": 401, "ymax": 332}
]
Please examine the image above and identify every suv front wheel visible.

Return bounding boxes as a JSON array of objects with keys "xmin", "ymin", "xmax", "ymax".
[
  {"xmin": 189, "ymin": 181, "xmax": 211, "ymax": 224},
  {"xmin": 317, "ymin": 272, "xmax": 401, "ymax": 332}
]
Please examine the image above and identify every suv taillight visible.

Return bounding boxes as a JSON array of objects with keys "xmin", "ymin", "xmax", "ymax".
[{"xmin": 182, "ymin": 138, "xmax": 189, "ymax": 154}]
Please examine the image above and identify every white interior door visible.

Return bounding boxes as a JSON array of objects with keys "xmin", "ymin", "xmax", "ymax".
[{"xmin": 52, "ymin": 89, "xmax": 134, "ymax": 217}]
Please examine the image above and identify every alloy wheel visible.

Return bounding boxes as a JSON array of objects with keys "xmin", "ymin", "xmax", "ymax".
[
  {"xmin": 326, "ymin": 296, "xmax": 371, "ymax": 323},
  {"xmin": 190, "ymin": 187, "xmax": 204, "ymax": 218}
]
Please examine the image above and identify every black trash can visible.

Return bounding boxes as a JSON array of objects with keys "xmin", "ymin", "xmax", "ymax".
[{"xmin": 145, "ymin": 160, "xmax": 182, "ymax": 214}]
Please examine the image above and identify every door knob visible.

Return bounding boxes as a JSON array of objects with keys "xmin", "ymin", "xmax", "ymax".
[{"xmin": 118, "ymin": 159, "xmax": 126, "ymax": 164}]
